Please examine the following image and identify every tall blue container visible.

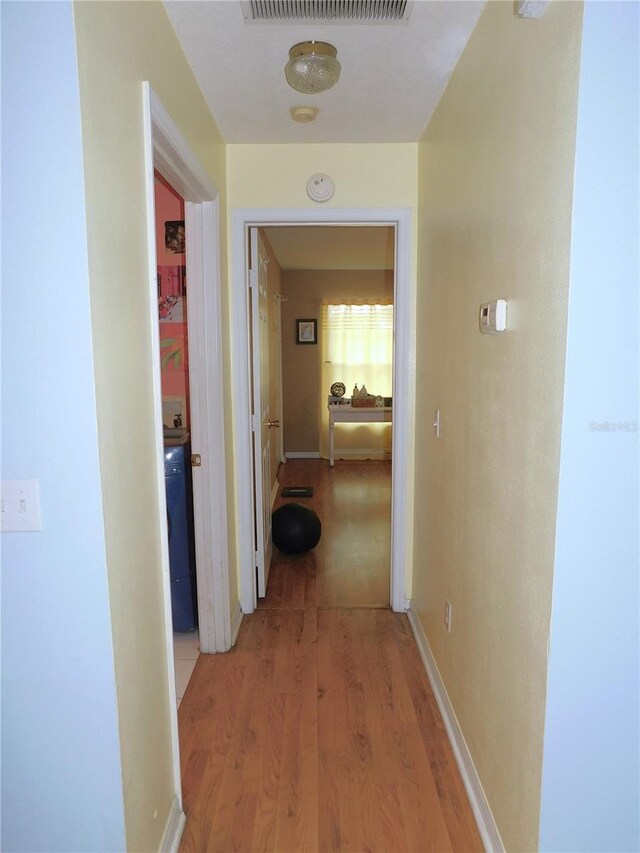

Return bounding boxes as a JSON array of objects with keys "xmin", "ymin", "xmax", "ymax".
[{"xmin": 164, "ymin": 435, "xmax": 197, "ymax": 632}]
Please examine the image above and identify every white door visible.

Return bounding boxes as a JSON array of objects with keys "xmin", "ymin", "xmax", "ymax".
[{"xmin": 250, "ymin": 228, "xmax": 275, "ymax": 597}]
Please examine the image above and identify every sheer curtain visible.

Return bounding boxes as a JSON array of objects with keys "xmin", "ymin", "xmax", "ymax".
[{"xmin": 319, "ymin": 303, "xmax": 393, "ymax": 458}]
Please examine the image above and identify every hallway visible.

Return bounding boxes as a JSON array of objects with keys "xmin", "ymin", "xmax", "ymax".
[{"xmin": 178, "ymin": 461, "xmax": 482, "ymax": 851}]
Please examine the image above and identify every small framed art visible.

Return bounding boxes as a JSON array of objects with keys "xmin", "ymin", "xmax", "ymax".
[{"xmin": 296, "ymin": 319, "xmax": 317, "ymax": 345}]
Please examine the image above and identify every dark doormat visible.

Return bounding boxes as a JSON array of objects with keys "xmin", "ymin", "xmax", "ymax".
[{"xmin": 281, "ymin": 486, "xmax": 314, "ymax": 497}]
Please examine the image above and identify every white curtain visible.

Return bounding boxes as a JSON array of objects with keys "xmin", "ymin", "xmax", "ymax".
[{"xmin": 319, "ymin": 303, "xmax": 393, "ymax": 458}]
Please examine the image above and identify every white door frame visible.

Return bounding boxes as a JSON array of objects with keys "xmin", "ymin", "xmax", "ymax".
[
  {"xmin": 142, "ymin": 82, "xmax": 231, "ymax": 800},
  {"xmin": 231, "ymin": 208, "xmax": 413, "ymax": 614}
]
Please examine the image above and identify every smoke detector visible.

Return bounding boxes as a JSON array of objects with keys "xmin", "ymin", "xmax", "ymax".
[{"xmin": 290, "ymin": 105, "xmax": 319, "ymax": 123}]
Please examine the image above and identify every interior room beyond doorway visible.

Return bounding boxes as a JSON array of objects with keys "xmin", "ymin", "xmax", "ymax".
[{"xmin": 260, "ymin": 225, "xmax": 395, "ymax": 608}]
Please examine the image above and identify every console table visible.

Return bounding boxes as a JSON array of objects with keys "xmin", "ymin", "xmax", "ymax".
[{"xmin": 328, "ymin": 404, "xmax": 392, "ymax": 466}]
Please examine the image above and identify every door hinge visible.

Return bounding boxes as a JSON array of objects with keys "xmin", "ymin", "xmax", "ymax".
[
  {"xmin": 249, "ymin": 268, "xmax": 257, "ymax": 289},
  {"xmin": 251, "ymin": 413, "xmax": 259, "ymax": 432}
]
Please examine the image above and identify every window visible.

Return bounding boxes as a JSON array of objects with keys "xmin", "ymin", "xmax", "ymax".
[
  {"xmin": 319, "ymin": 302, "xmax": 394, "ymax": 459},
  {"xmin": 321, "ymin": 303, "xmax": 394, "ymax": 399}
]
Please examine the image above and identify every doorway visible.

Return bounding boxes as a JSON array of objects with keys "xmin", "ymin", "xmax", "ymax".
[
  {"xmin": 143, "ymin": 83, "xmax": 233, "ymax": 822},
  {"xmin": 231, "ymin": 209, "xmax": 413, "ymax": 615},
  {"xmin": 255, "ymin": 225, "xmax": 395, "ymax": 609}
]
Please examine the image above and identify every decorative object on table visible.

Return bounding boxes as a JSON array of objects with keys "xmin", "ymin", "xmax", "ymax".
[
  {"xmin": 296, "ymin": 318, "xmax": 317, "ymax": 345},
  {"xmin": 272, "ymin": 503, "xmax": 321, "ymax": 555},
  {"xmin": 384, "ymin": 397, "xmax": 393, "ymax": 407},
  {"xmin": 165, "ymin": 220, "xmax": 185, "ymax": 254},
  {"xmin": 375, "ymin": 395, "xmax": 384, "ymax": 408},
  {"xmin": 351, "ymin": 395, "xmax": 376, "ymax": 408},
  {"xmin": 330, "ymin": 381, "xmax": 346, "ymax": 398},
  {"xmin": 328, "ymin": 395, "xmax": 350, "ymax": 406}
]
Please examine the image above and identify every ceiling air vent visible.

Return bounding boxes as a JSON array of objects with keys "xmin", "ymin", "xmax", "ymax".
[{"xmin": 241, "ymin": 0, "xmax": 413, "ymax": 24}]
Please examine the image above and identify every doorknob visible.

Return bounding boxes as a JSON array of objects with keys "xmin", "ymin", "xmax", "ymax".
[{"xmin": 267, "ymin": 419, "xmax": 280, "ymax": 428}]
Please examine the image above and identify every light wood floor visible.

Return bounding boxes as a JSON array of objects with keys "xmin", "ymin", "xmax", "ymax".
[
  {"xmin": 261, "ymin": 460, "xmax": 391, "ymax": 610},
  {"xmin": 178, "ymin": 460, "xmax": 483, "ymax": 852}
]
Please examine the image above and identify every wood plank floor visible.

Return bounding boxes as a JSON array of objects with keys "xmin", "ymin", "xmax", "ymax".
[
  {"xmin": 178, "ymin": 460, "xmax": 483, "ymax": 852},
  {"xmin": 178, "ymin": 610, "xmax": 483, "ymax": 852},
  {"xmin": 261, "ymin": 460, "xmax": 391, "ymax": 610}
]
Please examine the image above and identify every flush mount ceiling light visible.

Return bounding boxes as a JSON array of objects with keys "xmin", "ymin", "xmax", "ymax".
[{"xmin": 284, "ymin": 41, "xmax": 341, "ymax": 94}]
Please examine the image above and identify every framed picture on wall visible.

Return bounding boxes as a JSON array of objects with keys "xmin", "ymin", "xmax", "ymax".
[{"xmin": 296, "ymin": 318, "xmax": 317, "ymax": 345}]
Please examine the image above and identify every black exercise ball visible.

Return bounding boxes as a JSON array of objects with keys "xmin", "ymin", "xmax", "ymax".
[{"xmin": 272, "ymin": 502, "xmax": 321, "ymax": 555}]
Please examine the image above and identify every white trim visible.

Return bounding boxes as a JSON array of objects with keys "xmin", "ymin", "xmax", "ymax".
[
  {"xmin": 231, "ymin": 208, "xmax": 413, "ymax": 615},
  {"xmin": 331, "ymin": 450, "xmax": 392, "ymax": 461},
  {"xmin": 231, "ymin": 602, "xmax": 244, "ymax": 645},
  {"xmin": 142, "ymin": 82, "xmax": 182, "ymax": 802},
  {"xmin": 159, "ymin": 797, "xmax": 186, "ymax": 853},
  {"xmin": 270, "ymin": 478, "xmax": 279, "ymax": 509},
  {"xmin": 404, "ymin": 597, "xmax": 411, "ymax": 611},
  {"xmin": 146, "ymin": 85, "xmax": 232, "ymax": 656},
  {"xmin": 285, "ymin": 451, "xmax": 321, "ymax": 459},
  {"xmin": 407, "ymin": 607, "xmax": 505, "ymax": 853}
]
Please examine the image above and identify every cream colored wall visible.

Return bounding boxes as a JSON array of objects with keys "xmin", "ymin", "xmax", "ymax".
[
  {"xmin": 414, "ymin": 1, "xmax": 583, "ymax": 850},
  {"xmin": 73, "ymin": 3, "xmax": 236, "ymax": 850},
  {"xmin": 280, "ymin": 269, "xmax": 394, "ymax": 455},
  {"xmin": 227, "ymin": 143, "xmax": 418, "ymax": 595}
]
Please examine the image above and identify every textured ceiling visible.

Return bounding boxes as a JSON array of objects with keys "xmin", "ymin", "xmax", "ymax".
[
  {"xmin": 263, "ymin": 225, "xmax": 395, "ymax": 269},
  {"xmin": 163, "ymin": 0, "xmax": 485, "ymax": 143}
]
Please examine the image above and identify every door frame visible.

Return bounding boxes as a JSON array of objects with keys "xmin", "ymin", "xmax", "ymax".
[
  {"xmin": 142, "ymin": 82, "xmax": 232, "ymax": 801},
  {"xmin": 231, "ymin": 208, "xmax": 413, "ymax": 614}
]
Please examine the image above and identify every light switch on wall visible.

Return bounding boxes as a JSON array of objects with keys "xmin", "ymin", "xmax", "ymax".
[{"xmin": 1, "ymin": 479, "xmax": 42, "ymax": 532}]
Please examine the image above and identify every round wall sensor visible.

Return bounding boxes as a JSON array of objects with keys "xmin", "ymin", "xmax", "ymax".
[
  {"xmin": 306, "ymin": 173, "xmax": 335, "ymax": 203},
  {"xmin": 290, "ymin": 105, "xmax": 318, "ymax": 123}
]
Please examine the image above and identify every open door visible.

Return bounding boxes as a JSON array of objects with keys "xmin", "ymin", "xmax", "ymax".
[{"xmin": 249, "ymin": 228, "xmax": 276, "ymax": 597}]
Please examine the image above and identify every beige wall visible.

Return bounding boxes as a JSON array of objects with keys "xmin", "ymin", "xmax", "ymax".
[
  {"xmin": 281, "ymin": 269, "xmax": 394, "ymax": 455},
  {"xmin": 413, "ymin": 1, "xmax": 583, "ymax": 849},
  {"xmin": 73, "ymin": 3, "xmax": 236, "ymax": 849}
]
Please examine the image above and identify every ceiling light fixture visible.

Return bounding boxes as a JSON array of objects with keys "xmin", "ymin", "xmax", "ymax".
[{"xmin": 284, "ymin": 41, "xmax": 341, "ymax": 94}]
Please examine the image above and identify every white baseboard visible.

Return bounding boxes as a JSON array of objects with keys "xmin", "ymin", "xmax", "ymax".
[
  {"xmin": 285, "ymin": 451, "xmax": 320, "ymax": 459},
  {"xmin": 159, "ymin": 797, "xmax": 185, "ymax": 853},
  {"xmin": 332, "ymin": 449, "xmax": 392, "ymax": 461},
  {"xmin": 404, "ymin": 597, "xmax": 411, "ymax": 611},
  {"xmin": 270, "ymin": 478, "xmax": 279, "ymax": 509},
  {"xmin": 407, "ymin": 607, "xmax": 505, "ymax": 853},
  {"xmin": 230, "ymin": 601, "xmax": 243, "ymax": 647}
]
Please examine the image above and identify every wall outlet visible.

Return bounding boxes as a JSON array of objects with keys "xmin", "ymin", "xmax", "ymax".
[{"xmin": 444, "ymin": 599, "xmax": 452, "ymax": 633}]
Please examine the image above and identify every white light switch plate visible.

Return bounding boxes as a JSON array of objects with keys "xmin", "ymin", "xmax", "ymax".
[{"xmin": 1, "ymin": 479, "xmax": 42, "ymax": 532}]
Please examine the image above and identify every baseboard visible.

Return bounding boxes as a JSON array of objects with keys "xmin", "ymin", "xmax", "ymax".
[
  {"xmin": 230, "ymin": 600, "xmax": 243, "ymax": 647},
  {"xmin": 332, "ymin": 449, "xmax": 392, "ymax": 461},
  {"xmin": 285, "ymin": 451, "xmax": 320, "ymax": 459},
  {"xmin": 407, "ymin": 607, "xmax": 505, "ymax": 853},
  {"xmin": 159, "ymin": 796, "xmax": 185, "ymax": 853},
  {"xmin": 404, "ymin": 597, "xmax": 411, "ymax": 611},
  {"xmin": 270, "ymin": 478, "xmax": 279, "ymax": 509}
]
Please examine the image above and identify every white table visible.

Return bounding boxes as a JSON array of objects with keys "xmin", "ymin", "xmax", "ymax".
[{"xmin": 328, "ymin": 404, "xmax": 392, "ymax": 466}]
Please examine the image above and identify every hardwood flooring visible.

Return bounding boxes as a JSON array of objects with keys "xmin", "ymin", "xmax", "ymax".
[
  {"xmin": 178, "ymin": 460, "xmax": 483, "ymax": 852},
  {"xmin": 261, "ymin": 460, "xmax": 391, "ymax": 610},
  {"xmin": 179, "ymin": 610, "xmax": 483, "ymax": 852}
]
